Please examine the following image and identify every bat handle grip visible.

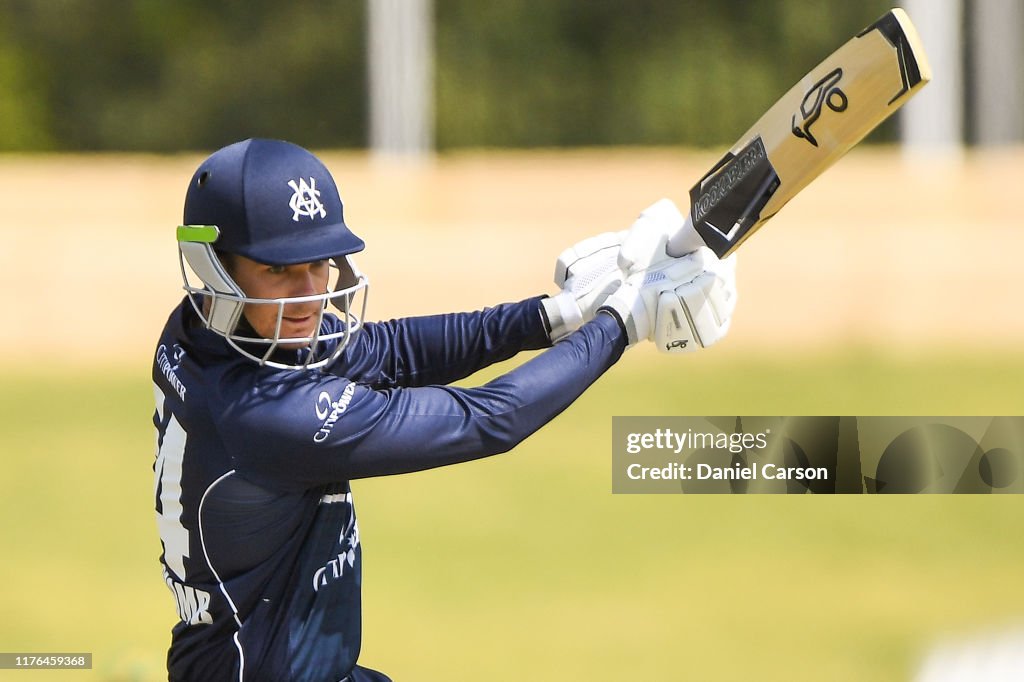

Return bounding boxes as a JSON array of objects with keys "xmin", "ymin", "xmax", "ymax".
[{"xmin": 665, "ymin": 213, "xmax": 705, "ymax": 258}]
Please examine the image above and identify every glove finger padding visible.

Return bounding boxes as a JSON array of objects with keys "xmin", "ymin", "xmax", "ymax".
[
  {"xmin": 656, "ymin": 255, "xmax": 737, "ymax": 353},
  {"xmin": 601, "ymin": 248, "xmax": 737, "ymax": 351},
  {"xmin": 563, "ymin": 251, "xmax": 622, "ymax": 311},
  {"xmin": 617, "ymin": 198, "xmax": 686, "ymax": 274},
  {"xmin": 554, "ymin": 231, "xmax": 624, "ymax": 288},
  {"xmin": 544, "ymin": 230, "xmax": 627, "ymax": 342},
  {"xmin": 654, "ymin": 291, "xmax": 699, "ymax": 353}
]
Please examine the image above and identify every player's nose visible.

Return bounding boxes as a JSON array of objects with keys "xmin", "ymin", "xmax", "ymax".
[{"xmin": 290, "ymin": 266, "xmax": 322, "ymax": 297}]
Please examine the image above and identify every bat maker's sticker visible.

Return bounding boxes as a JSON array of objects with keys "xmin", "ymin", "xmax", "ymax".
[{"xmin": 791, "ymin": 68, "xmax": 849, "ymax": 147}]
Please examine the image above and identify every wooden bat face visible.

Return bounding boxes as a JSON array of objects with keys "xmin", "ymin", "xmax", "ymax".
[{"xmin": 668, "ymin": 8, "xmax": 932, "ymax": 259}]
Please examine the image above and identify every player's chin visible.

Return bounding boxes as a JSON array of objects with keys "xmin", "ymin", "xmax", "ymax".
[
  {"xmin": 277, "ymin": 340, "xmax": 312, "ymax": 351},
  {"xmin": 276, "ymin": 315, "xmax": 320, "ymax": 345}
]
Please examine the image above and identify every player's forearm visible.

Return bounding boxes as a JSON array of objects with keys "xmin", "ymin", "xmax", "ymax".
[{"xmin": 335, "ymin": 297, "xmax": 552, "ymax": 388}]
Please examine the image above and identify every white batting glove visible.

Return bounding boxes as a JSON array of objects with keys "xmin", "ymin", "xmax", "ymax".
[
  {"xmin": 542, "ymin": 231, "xmax": 627, "ymax": 341},
  {"xmin": 617, "ymin": 198, "xmax": 688, "ymax": 275},
  {"xmin": 601, "ymin": 247, "xmax": 737, "ymax": 352}
]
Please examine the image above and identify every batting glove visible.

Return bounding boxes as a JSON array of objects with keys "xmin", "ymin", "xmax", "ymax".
[
  {"xmin": 600, "ymin": 247, "xmax": 737, "ymax": 352},
  {"xmin": 542, "ymin": 230, "xmax": 626, "ymax": 341},
  {"xmin": 616, "ymin": 198, "xmax": 687, "ymax": 275}
]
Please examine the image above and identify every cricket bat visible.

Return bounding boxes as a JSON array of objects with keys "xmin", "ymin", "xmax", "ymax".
[{"xmin": 666, "ymin": 7, "xmax": 932, "ymax": 259}]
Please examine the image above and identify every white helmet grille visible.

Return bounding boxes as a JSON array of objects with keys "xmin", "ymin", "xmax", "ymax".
[{"xmin": 178, "ymin": 237, "xmax": 368, "ymax": 370}]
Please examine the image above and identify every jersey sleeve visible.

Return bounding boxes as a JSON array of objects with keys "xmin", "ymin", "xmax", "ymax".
[
  {"xmin": 332, "ymin": 296, "xmax": 552, "ymax": 389},
  {"xmin": 216, "ymin": 313, "xmax": 626, "ymax": 492}
]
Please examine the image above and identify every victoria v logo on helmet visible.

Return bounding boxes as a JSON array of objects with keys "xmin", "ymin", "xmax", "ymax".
[{"xmin": 288, "ymin": 177, "xmax": 327, "ymax": 221}]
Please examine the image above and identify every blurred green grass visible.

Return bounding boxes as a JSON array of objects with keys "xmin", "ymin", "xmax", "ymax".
[{"xmin": 3, "ymin": 348, "xmax": 1024, "ymax": 681}]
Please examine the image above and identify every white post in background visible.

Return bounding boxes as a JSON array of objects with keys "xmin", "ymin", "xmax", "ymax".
[
  {"xmin": 971, "ymin": 0, "xmax": 1024, "ymax": 146},
  {"xmin": 367, "ymin": 0, "xmax": 434, "ymax": 159},
  {"xmin": 900, "ymin": 0, "xmax": 964, "ymax": 157}
]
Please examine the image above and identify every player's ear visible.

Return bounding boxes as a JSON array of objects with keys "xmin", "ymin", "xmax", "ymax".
[{"xmin": 215, "ymin": 250, "xmax": 236, "ymax": 276}]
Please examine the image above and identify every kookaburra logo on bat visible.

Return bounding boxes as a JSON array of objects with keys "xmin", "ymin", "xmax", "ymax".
[{"xmin": 791, "ymin": 68, "xmax": 848, "ymax": 147}]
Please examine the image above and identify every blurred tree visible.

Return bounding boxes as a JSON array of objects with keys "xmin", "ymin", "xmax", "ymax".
[
  {"xmin": 0, "ymin": 0, "xmax": 366, "ymax": 151},
  {"xmin": 0, "ymin": 0, "xmax": 892, "ymax": 152},
  {"xmin": 0, "ymin": 22, "xmax": 52, "ymax": 149},
  {"xmin": 435, "ymin": 0, "xmax": 892, "ymax": 148}
]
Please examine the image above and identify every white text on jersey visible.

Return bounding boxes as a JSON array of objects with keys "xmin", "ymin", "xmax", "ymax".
[
  {"xmin": 156, "ymin": 344, "xmax": 187, "ymax": 401},
  {"xmin": 313, "ymin": 383, "xmax": 356, "ymax": 443},
  {"xmin": 164, "ymin": 568, "xmax": 213, "ymax": 625}
]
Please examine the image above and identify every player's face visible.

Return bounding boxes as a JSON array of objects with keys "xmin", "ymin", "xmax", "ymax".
[{"xmin": 227, "ymin": 254, "xmax": 331, "ymax": 347}]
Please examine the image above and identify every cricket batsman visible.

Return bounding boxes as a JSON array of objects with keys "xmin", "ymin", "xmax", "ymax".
[{"xmin": 152, "ymin": 138, "xmax": 737, "ymax": 681}]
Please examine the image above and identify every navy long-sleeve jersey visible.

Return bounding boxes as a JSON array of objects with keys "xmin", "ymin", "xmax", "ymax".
[{"xmin": 151, "ymin": 295, "xmax": 625, "ymax": 681}]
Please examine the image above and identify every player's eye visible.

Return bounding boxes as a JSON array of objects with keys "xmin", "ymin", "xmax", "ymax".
[{"xmin": 267, "ymin": 264, "xmax": 286, "ymax": 274}]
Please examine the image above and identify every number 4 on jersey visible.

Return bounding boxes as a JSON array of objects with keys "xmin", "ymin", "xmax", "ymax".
[{"xmin": 153, "ymin": 384, "xmax": 190, "ymax": 581}]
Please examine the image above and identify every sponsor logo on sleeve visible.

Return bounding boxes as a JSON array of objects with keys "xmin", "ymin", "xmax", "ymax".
[{"xmin": 313, "ymin": 383, "xmax": 356, "ymax": 443}]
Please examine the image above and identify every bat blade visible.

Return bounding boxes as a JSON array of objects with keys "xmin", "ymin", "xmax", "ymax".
[{"xmin": 668, "ymin": 7, "xmax": 932, "ymax": 258}]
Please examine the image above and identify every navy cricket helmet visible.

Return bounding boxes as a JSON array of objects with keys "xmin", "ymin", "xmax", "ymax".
[
  {"xmin": 183, "ymin": 138, "xmax": 365, "ymax": 264},
  {"xmin": 176, "ymin": 139, "xmax": 369, "ymax": 370}
]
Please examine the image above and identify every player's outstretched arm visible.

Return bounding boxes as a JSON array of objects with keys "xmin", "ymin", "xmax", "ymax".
[
  {"xmin": 216, "ymin": 313, "xmax": 627, "ymax": 490},
  {"xmin": 332, "ymin": 227, "xmax": 637, "ymax": 388},
  {"xmin": 331, "ymin": 297, "xmax": 553, "ymax": 389}
]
